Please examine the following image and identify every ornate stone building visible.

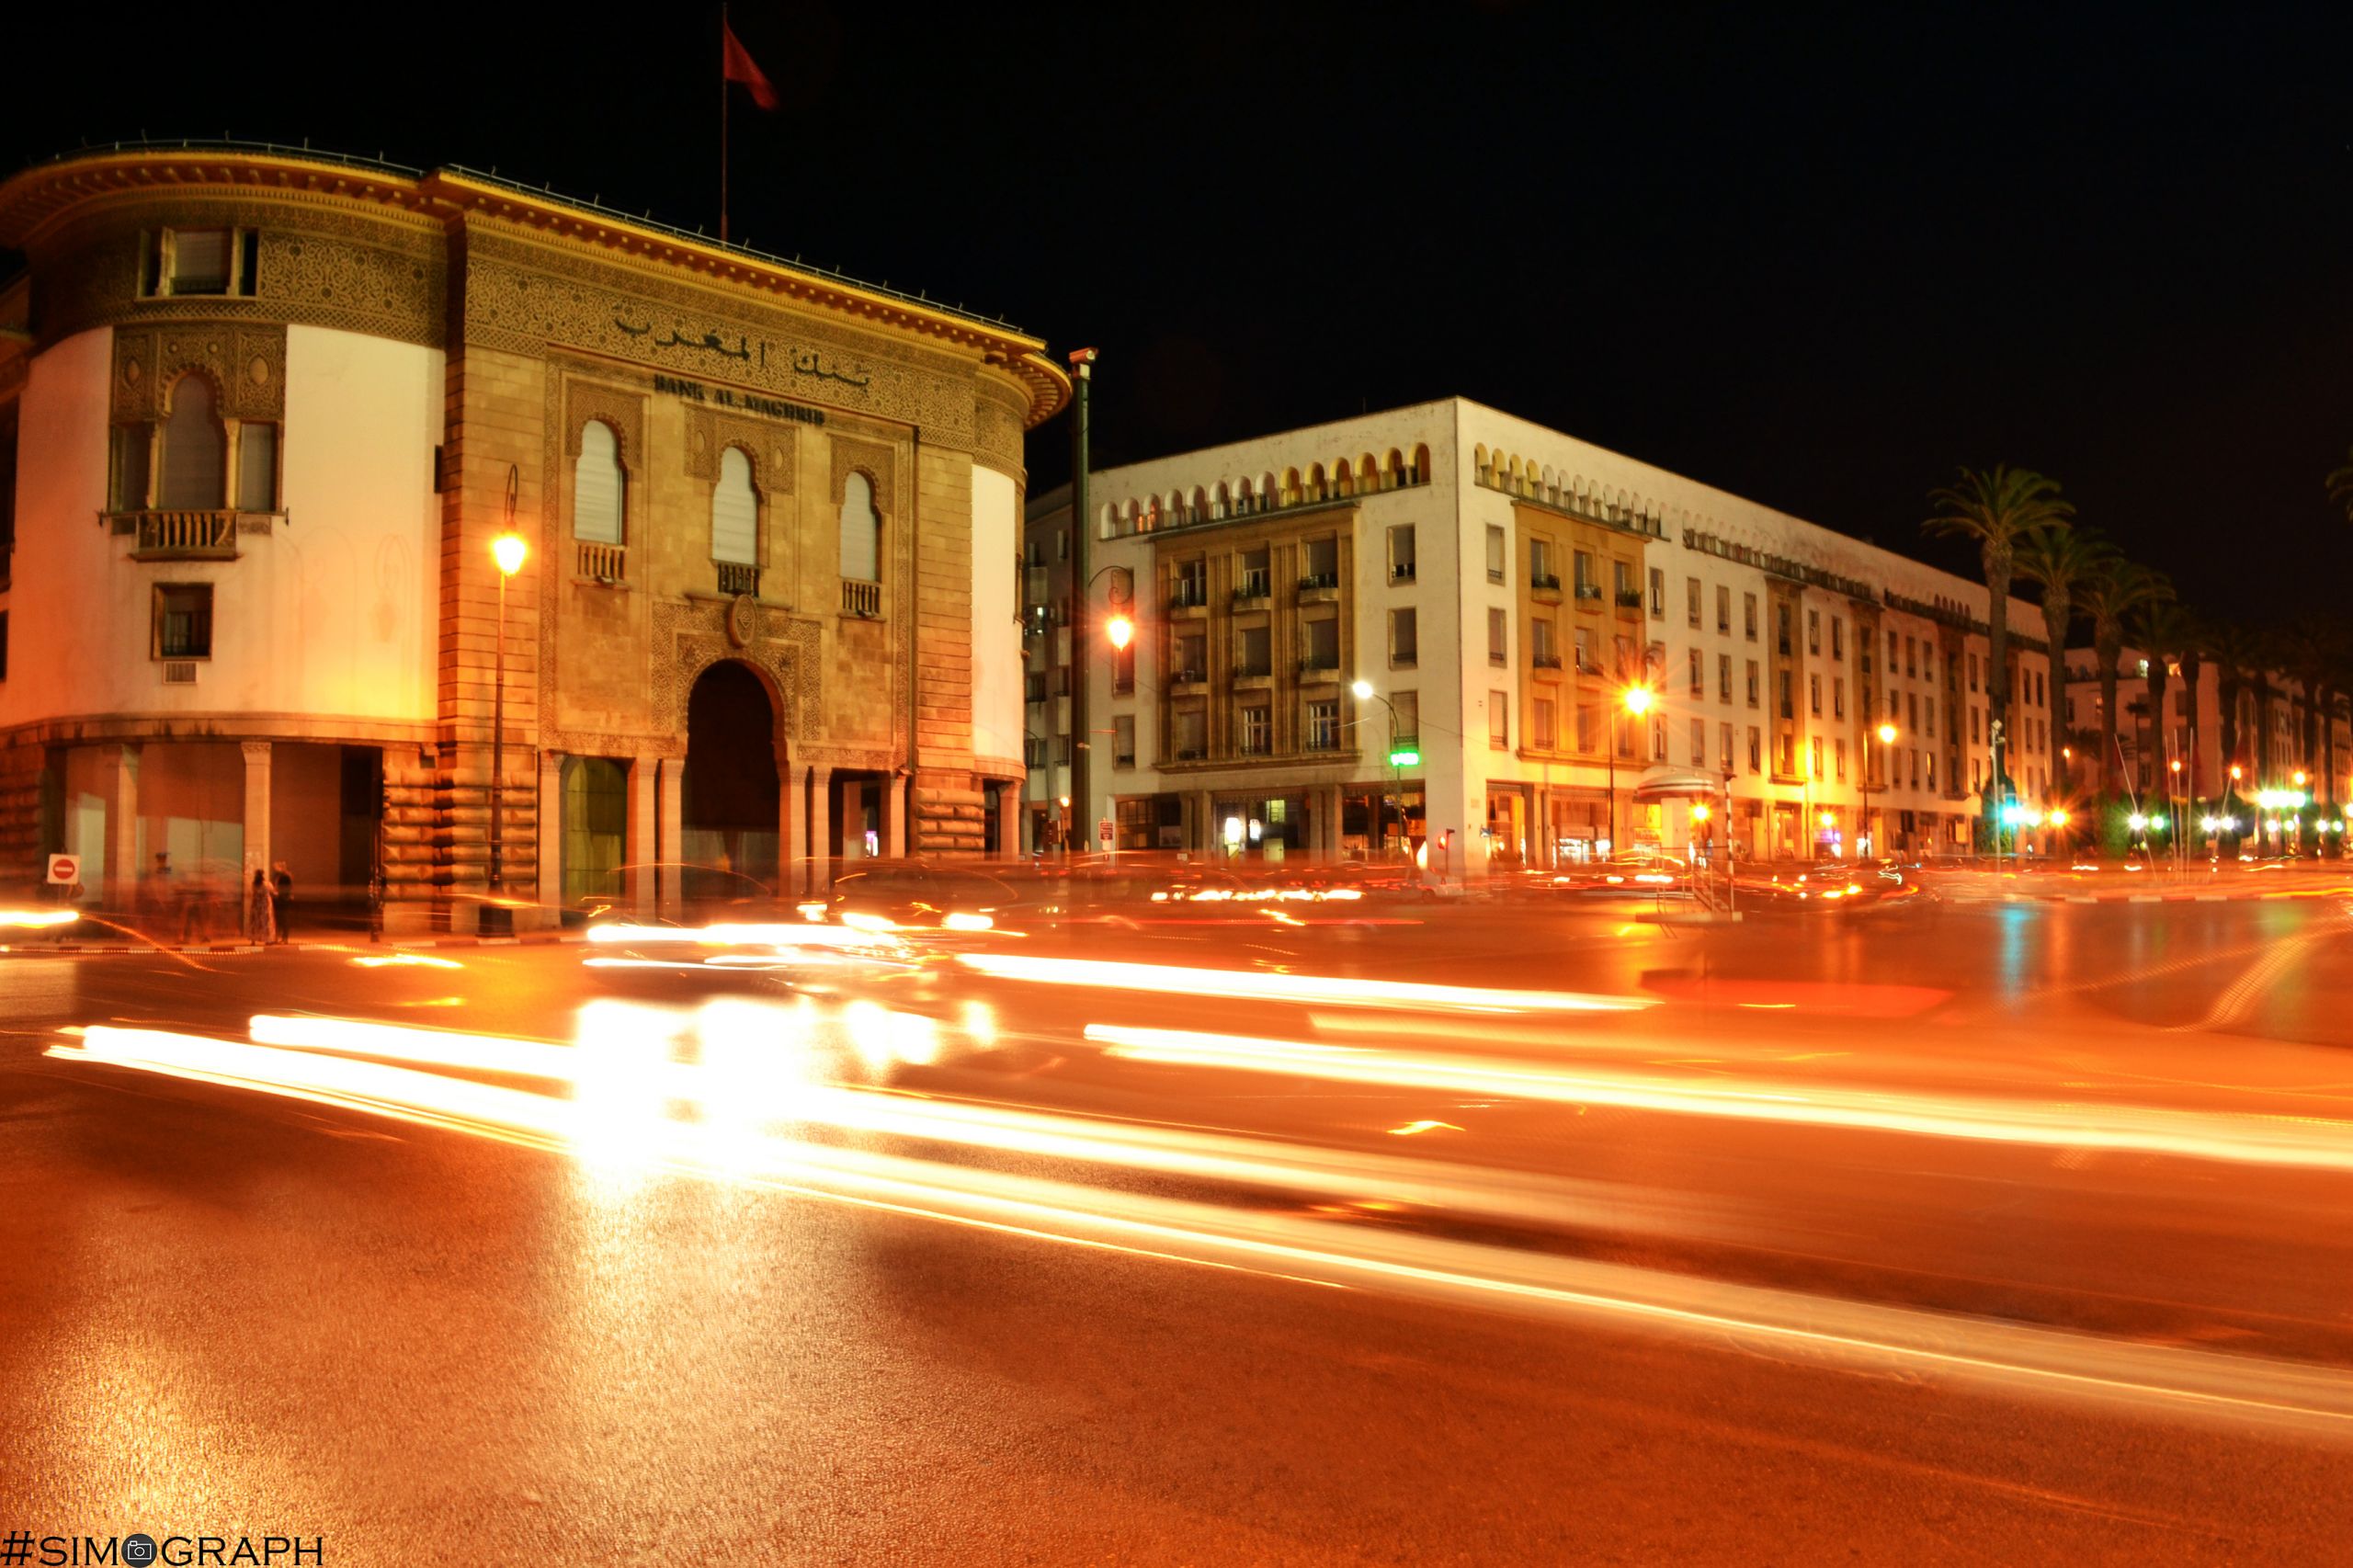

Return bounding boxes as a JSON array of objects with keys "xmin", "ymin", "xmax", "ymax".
[{"xmin": 0, "ymin": 144, "xmax": 1063, "ymax": 929}]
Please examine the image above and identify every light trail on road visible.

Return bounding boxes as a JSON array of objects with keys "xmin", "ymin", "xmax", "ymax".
[
  {"xmin": 955, "ymin": 952, "xmax": 1653, "ymax": 1013},
  {"xmin": 1085, "ymin": 1023, "xmax": 2353, "ymax": 1172},
  {"xmin": 40, "ymin": 1008, "xmax": 2353, "ymax": 1443}
]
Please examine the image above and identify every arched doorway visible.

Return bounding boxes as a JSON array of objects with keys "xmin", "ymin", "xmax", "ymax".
[{"xmin": 683, "ymin": 661, "xmax": 781, "ymax": 905}]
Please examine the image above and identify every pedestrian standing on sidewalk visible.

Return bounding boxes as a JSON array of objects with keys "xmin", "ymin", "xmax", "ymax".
[
  {"xmin": 270, "ymin": 861, "xmax": 294, "ymax": 945},
  {"xmin": 247, "ymin": 869, "xmax": 275, "ymax": 946}
]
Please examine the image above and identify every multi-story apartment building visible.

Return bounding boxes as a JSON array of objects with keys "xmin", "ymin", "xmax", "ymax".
[
  {"xmin": 2062, "ymin": 646, "xmax": 2353, "ymax": 812},
  {"xmin": 0, "ymin": 143, "xmax": 1062, "ymax": 924},
  {"xmin": 1029, "ymin": 399, "xmax": 2058, "ymax": 875}
]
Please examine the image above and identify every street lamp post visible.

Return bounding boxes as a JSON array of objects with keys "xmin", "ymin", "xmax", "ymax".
[
  {"xmin": 1613, "ymin": 685, "xmax": 1653, "ymax": 857},
  {"xmin": 1065, "ymin": 347, "xmax": 1098, "ymax": 851},
  {"xmin": 1350, "ymin": 680, "xmax": 1413, "ymax": 862},
  {"xmin": 1872, "ymin": 722, "xmax": 1897, "ymax": 857},
  {"xmin": 488, "ymin": 525, "xmax": 527, "ymax": 922}
]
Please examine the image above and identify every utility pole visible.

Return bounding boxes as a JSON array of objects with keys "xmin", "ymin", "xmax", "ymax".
[{"xmin": 1065, "ymin": 348, "xmax": 1097, "ymax": 850}]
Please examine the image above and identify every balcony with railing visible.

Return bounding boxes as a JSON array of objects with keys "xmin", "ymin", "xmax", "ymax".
[
  {"xmin": 119, "ymin": 509, "xmax": 241, "ymax": 561},
  {"xmin": 1530, "ymin": 571, "xmax": 1563, "ymax": 604},
  {"xmin": 577, "ymin": 540, "xmax": 628, "ymax": 584},
  {"xmin": 716, "ymin": 561, "xmax": 760, "ymax": 597},
  {"xmin": 1574, "ymin": 581, "xmax": 1603, "ymax": 606},
  {"xmin": 1614, "ymin": 588, "xmax": 1644, "ymax": 615},
  {"xmin": 1297, "ymin": 652, "xmax": 1341, "ymax": 679},
  {"xmin": 841, "ymin": 578, "xmax": 881, "ymax": 618},
  {"xmin": 1297, "ymin": 570, "xmax": 1340, "ymax": 601},
  {"xmin": 1169, "ymin": 581, "xmax": 1209, "ymax": 614},
  {"xmin": 1531, "ymin": 652, "xmax": 1565, "ymax": 678},
  {"xmin": 1233, "ymin": 569, "xmax": 1270, "ymax": 604}
]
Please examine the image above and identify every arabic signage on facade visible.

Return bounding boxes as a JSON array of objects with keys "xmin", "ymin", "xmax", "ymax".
[{"xmin": 652, "ymin": 374, "xmax": 827, "ymax": 426}]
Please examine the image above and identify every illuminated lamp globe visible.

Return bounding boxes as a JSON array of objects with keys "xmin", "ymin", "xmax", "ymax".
[
  {"xmin": 1876, "ymin": 722, "xmax": 1897, "ymax": 744},
  {"xmin": 492, "ymin": 533, "xmax": 528, "ymax": 576},
  {"xmin": 1106, "ymin": 614, "xmax": 1134, "ymax": 651},
  {"xmin": 1621, "ymin": 687, "xmax": 1653, "ymax": 716},
  {"xmin": 1350, "ymin": 679, "xmax": 1374, "ymax": 700}
]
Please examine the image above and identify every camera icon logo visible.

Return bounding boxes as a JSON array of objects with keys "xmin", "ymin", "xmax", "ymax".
[{"xmin": 122, "ymin": 1536, "xmax": 159, "ymax": 1565}]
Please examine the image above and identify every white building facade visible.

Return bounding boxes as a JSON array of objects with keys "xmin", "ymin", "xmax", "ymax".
[{"xmin": 1035, "ymin": 399, "xmax": 2059, "ymax": 876}]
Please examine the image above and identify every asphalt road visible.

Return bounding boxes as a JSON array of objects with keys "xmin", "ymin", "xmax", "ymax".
[{"xmin": 4, "ymin": 892, "xmax": 2351, "ymax": 1563}]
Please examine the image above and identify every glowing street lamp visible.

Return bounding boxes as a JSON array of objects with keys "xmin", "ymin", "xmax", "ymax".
[
  {"xmin": 1105, "ymin": 613, "xmax": 1134, "ymax": 651},
  {"xmin": 1606, "ymin": 685, "xmax": 1654, "ymax": 856}
]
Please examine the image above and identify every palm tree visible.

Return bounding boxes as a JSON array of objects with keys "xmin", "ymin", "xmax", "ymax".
[
  {"xmin": 2177, "ymin": 620, "xmax": 2206, "ymax": 813},
  {"xmin": 2328, "ymin": 443, "xmax": 2353, "ymax": 523},
  {"xmin": 2075, "ymin": 560, "xmax": 2170, "ymax": 808},
  {"xmin": 1924, "ymin": 467, "xmax": 2075, "ymax": 813},
  {"xmin": 2017, "ymin": 524, "xmax": 2114, "ymax": 799},
  {"xmin": 2203, "ymin": 620, "xmax": 2267, "ymax": 804},
  {"xmin": 2138, "ymin": 598, "xmax": 2196, "ymax": 810}
]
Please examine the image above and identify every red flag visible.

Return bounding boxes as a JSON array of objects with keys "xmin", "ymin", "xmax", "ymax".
[{"xmin": 723, "ymin": 20, "xmax": 779, "ymax": 110}]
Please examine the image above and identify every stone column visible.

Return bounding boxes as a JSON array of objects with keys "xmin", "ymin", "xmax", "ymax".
[
  {"xmin": 807, "ymin": 766, "xmax": 834, "ymax": 892},
  {"xmin": 657, "ymin": 757, "xmax": 686, "ymax": 916},
  {"xmin": 103, "ymin": 744, "xmax": 141, "ymax": 914},
  {"xmin": 779, "ymin": 763, "xmax": 806, "ymax": 899},
  {"xmin": 628, "ymin": 756, "xmax": 659, "ymax": 918},
  {"xmin": 240, "ymin": 742, "xmax": 272, "ymax": 903},
  {"xmin": 992, "ymin": 782, "xmax": 1017, "ymax": 858},
  {"xmin": 538, "ymin": 752, "xmax": 565, "ymax": 916},
  {"xmin": 1194, "ymin": 790, "xmax": 1217, "ymax": 855},
  {"xmin": 881, "ymin": 774, "xmax": 906, "ymax": 859}
]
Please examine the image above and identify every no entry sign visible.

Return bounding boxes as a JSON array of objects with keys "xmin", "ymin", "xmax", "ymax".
[{"xmin": 46, "ymin": 854, "xmax": 78, "ymax": 885}]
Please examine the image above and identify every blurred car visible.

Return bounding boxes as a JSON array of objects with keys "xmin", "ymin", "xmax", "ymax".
[{"xmin": 1538, "ymin": 849, "xmax": 1694, "ymax": 894}]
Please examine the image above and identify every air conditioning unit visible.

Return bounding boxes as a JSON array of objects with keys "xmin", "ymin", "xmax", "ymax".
[{"xmin": 163, "ymin": 662, "xmax": 199, "ymax": 685}]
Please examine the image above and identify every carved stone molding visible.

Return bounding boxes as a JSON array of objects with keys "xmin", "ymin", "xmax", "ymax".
[
  {"xmin": 36, "ymin": 201, "xmax": 445, "ymax": 353},
  {"xmin": 116, "ymin": 323, "xmax": 286, "ymax": 423},
  {"xmin": 459, "ymin": 231, "xmax": 972, "ymax": 444},
  {"xmin": 684, "ymin": 405, "xmax": 797, "ymax": 492},
  {"xmin": 828, "ymin": 435, "xmax": 897, "ymax": 513},
  {"xmin": 563, "ymin": 377, "xmax": 647, "ymax": 466},
  {"xmin": 972, "ymin": 367, "xmax": 1029, "ymax": 480},
  {"xmin": 652, "ymin": 598, "xmax": 821, "ymax": 744}
]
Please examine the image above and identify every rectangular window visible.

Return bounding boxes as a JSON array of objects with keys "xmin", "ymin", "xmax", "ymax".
[
  {"xmin": 1777, "ymin": 605, "xmax": 1792, "ymax": 656},
  {"xmin": 1689, "ymin": 717, "xmax": 1705, "ymax": 767},
  {"xmin": 1614, "ymin": 560, "xmax": 1636, "ymax": 603},
  {"xmin": 1836, "ymin": 738, "xmax": 1847, "ymax": 780},
  {"xmin": 1306, "ymin": 699, "xmax": 1339, "ymax": 751},
  {"xmin": 109, "ymin": 424, "xmax": 153, "ymax": 511},
  {"xmin": 1534, "ymin": 699, "xmax": 1558, "ymax": 749},
  {"xmin": 1779, "ymin": 669, "xmax": 1793, "ymax": 720},
  {"xmin": 1907, "ymin": 691, "xmax": 1918, "ymax": 731},
  {"xmin": 1490, "ymin": 692, "xmax": 1509, "ymax": 750},
  {"xmin": 1176, "ymin": 709, "xmax": 1207, "ymax": 758},
  {"xmin": 1486, "ymin": 525, "xmax": 1506, "ymax": 584},
  {"xmin": 1392, "ymin": 690, "xmax": 1419, "ymax": 745},
  {"xmin": 1972, "ymin": 706, "xmax": 1981, "ymax": 744},
  {"xmin": 1718, "ymin": 653, "xmax": 1732, "ymax": 702},
  {"xmin": 1025, "ymin": 537, "xmax": 1042, "ymax": 568},
  {"xmin": 1577, "ymin": 703, "xmax": 1600, "ymax": 752},
  {"xmin": 1235, "ymin": 624, "xmax": 1269, "ymax": 676},
  {"xmin": 1926, "ymin": 697, "xmax": 1937, "ymax": 737},
  {"xmin": 1687, "ymin": 577, "xmax": 1702, "ymax": 628},
  {"xmin": 1745, "ymin": 659, "xmax": 1760, "ymax": 708},
  {"xmin": 1302, "ymin": 617, "xmax": 1338, "ymax": 671},
  {"xmin": 1025, "ymin": 670, "xmax": 1047, "ymax": 704},
  {"xmin": 1808, "ymin": 608, "xmax": 1821, "ymax": 654},
  {"xmin": 1905, "ymin": 638, "xmax": 1917, "ymax": 678},
  {"xmin": 1051, "ymin": 666, "xmax": 1071, "ymax": 698},
  {"xmin": 1113, "ymin": 640, "xmax": 1135, "ymax": 693},
  {"xmin": 1688, "ymin": 647, "xmax": 1703, "ymax": 696},
  {"xmin": 1574, "ymin": 625, "xmax": 1595, "ymax": 674},
  {"xmin": 1052, "ymin": 736, "xmax": 1073, "ymax": 766},
  {"xmin": 1888, "ymin": 630, "xmax": 1899, "ymax": 671},
  {"xmin": 1532, "ymin": 618, "xmax": 1558, "ymax": 667},
  {"xmin": 1173, "ymin": 559, "xmax": 1207, "ymax": 608},
  {"xmin": 1833, "ymin": 677, "xmax": 1846, "ymax": 719},
  {"xmin": 162, "ymin": 228, "xmax": 234, "ymax": 296},
  {"xmin": 1301, "ymin": 536, "xmax": 1339, "ymax": 588},
  {"xmin": 1809, "ymin": 673, "xmax": 1822, "ymax": 716},
  {"xmin": 154, "ymin": 584, "xmax": 213, "ymax": 659},
  {"xmin": 1652, "ymin": 713, "xmax": 1667, "ymax": 761},
  {"xmin": 1236, "ymin": 546, "xmax": 1270, "ymax": 600},
  {"xmin": 1488, "ymin": 607, "xmax": 1507, "ymax": 665},
  {"xmin": 1744, "ymin": 593, "xmax": 1758, "ymax": 641},
  {"xmin": 1113, "ymin": 714, "xmax": 1136, "ymax": 767},
  {"xmin": 1747, "ymin": 725, "xmax": 1762, "ymax": 775},
  {"xmin": 1176, "ymin": 631, "xmax": 1206, "ymax": 681},
  {"xmin": 1529, "ymin": 536, "xmax": 1555, "ymax": 586},
  {"xmin": 1388, "ymin": 524, "xmax": 1417, "ymax": 582},
  {"xmin": 1649, "ymin": 566, "xmax": 1665, "ymax": 618},
  {"xmin": 1574, "ymin": 550, "xmax": 1596, "ymax": 598},
  {"xmin": 1389, "ymin": 607, "xmax": 1418, "ymax": 666},
  {"xmin": 1969, "ymin": 653, "xmax": 1980, "ymax": 692},
  {"xmin": 1717, "ymin": 585, "xmax": 1731, "ymax": 633},
  {"xmin": 235, "ymin": 422, "xmax": 278, "ymax": 512},
  {"xmin": 1720, "ymin": 722, "xmax": 1733, "ymax": 772},
  {"xmin": 1240, "ymin": 704, "xmax": 1271, "ymax": 755},
  {"xmin": 1831, "ymin": 617, "xmax": 1844, "ymax": 660}
]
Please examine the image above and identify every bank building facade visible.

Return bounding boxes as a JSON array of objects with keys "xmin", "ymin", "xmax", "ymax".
[{"xmin": 0, "ymin": 143, "xmax": 1063, "ymax": 930}]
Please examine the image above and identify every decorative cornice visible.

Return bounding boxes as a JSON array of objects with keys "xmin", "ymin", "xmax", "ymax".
[{"xmin": 0, "ymin": 145, "xmax": 1069, "ymax": 427}]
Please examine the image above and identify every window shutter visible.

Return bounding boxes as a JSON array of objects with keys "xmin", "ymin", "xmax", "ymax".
[
  {"xmin": 574, "ymin": 421, "xmax": 623, "ymax": 543},
  {"xmin": 711, "ymin": 448, "xmax": 757, "ymax": 564},
  {"xmin": 158, "ymin": 377, "xmax": 225, "ymax": 508},
  {"xmin": 170, "ymin": 229, "xmax": 232, "ymax": 294}
]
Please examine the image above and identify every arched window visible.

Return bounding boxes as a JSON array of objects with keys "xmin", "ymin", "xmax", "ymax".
[
  {"xmin": 1410, "ymin": 444, "xmax": 1431, "ymax": 484},
  {"xmin": 158, "ymin": 374, "xmax": 226, "ymax": 508},
  {"xmin": 711, "ymin": 447, "xmax": 758, "ymax": 564},
  {"xmin": 839, "ymin": 472, "xmax": 881, "ymax": 582},
  {"xmin": 574, "ymin": 420, "xmax": 624, "ymax": 543}
]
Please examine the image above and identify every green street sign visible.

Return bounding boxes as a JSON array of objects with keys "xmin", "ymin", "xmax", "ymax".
[{"xmin": 1388, "ymin": 749, "xmax": 1420, "ymax": 767}]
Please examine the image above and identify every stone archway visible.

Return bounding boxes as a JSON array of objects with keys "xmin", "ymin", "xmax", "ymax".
[{"xmin": 683, "ymin": 660, "xmax": 782, "ymax": 904}]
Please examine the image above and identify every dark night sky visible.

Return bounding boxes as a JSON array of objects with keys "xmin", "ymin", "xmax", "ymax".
[{"xmin": 12, "ymin": 3, "xmax": 2350, "ymax": 624}]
